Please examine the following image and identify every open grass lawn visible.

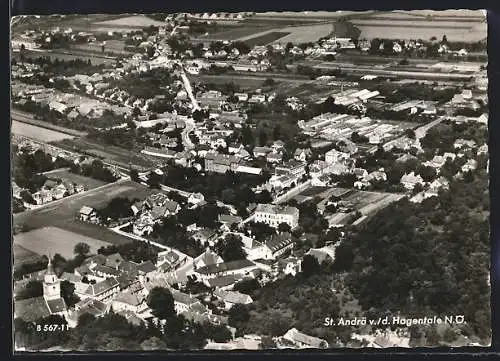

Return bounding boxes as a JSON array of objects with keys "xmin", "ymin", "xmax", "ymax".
[
  {"xmin": 13, "ymin": 180, "xmax": 163, "ymax": 245},
  {"xmin": 13, "ymin": 226, "xmax": 113, "ymax": 260}
]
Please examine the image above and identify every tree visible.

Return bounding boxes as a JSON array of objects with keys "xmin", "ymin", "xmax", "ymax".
[
  {"xmin": 417, "ymin": 165, "xmax": 438, "ymax": 183},
  {"xmin": 147, "ymin": 287, "xmax": 175, "ymax": 320},
  {"xmin": 130, "ymin": 169, "xmax": 139, "ymax": 182},
  {"xmin": 277, "ymin": 222, "xmax": 292, "ymax": 233},
  {"xmin": 215, "ymin": 234, "xmax": 246, "ymax": 262},
  {"xmin": 302, "ymin": 254, "xmax": 320, "ymax": 277},
  {"xmin": 140, "ymin": 336, "xmax": 167, "ymax": 350},
  {"xmin": 405, "ymin": 129, "xmax": 416, "ymax": 139},
  {"xmin": 132, "ymin": 107, "xmax": 141, "ymax": 117},
  {"xmin": 233, "ymin": 278, "xmax": 261, "ymax": 295},
  {"xmin": 263, "ymin": 78, "xmax": 275, "ymax": 87},
  {"xmin": 74, "ymin": 242, "xmax": 90, "ymax": 256},
  {"xmin": 15, "ymin": 280, "xmax": 43, "ymax": 300},
  {"xmin": 228, "ymin": 304, "xmax": 250, "ymax": 327},
  {"xmin": 61, "ymin": 280, "xmax": 80, "ymax": 307}
]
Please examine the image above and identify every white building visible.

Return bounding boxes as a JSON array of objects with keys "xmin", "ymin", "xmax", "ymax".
[{"xmin": 254, "ymin": 204, "xmax": 299, "ymax": 229}]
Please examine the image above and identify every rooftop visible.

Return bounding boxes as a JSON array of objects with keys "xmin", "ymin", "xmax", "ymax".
[
  {"xmin": 197, "ymin": 259, "xmax": 256, "ymax": 275},
  {"xmin": 255, "ymin": 204, "xmax": 299, "ymax": 217}
]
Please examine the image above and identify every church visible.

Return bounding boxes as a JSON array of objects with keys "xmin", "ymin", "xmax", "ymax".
[{"xmin": 15, "ymin": 256, "xmax": 68, "ymax": 323}]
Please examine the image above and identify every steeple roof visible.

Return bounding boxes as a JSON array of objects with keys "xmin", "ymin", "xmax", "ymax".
[{"xmin": 46, "ymin": 254, "xmax": 56, "ymax": 275}]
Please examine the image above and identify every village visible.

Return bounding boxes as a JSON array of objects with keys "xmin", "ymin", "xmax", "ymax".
[{"xmin": 12, "ymin": 10, "xmax": 490, "ymax": 351}]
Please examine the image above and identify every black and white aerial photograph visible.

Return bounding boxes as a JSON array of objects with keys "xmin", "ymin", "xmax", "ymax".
[{"xmin": 11, "ymin": 9, "xmax": 490, "ymax": 351}]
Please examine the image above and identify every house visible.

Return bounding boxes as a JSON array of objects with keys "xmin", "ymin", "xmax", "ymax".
[
  {"xmin": 76, "ymin": 277, "xmax": 120, "ymax": 303},
  {"xmin": 12, "ymin": 182, "xmax": 23, "ymax": 200},
  {"xmin": 79, "ymin": 206, "xmax": 99, "ymax": 222},
  {"xmin": 191, "ymin": 228, "xmax": 218, "ymax": 247},
  {"xmin": 218, "ymin": 214, "xmax": 243, "ymax": 227},
  {"xmin": 192, "ymin": 259, "xmax": 258, "ymax": 281},
  {"xmin": 275, "ymin": 160, "xmax": 307, "ymax": 178},
  {"xmin": 311, "ymin": 174, "xmax": 330, "ymax": 187},
  {"xmin": 294, "ymin": 148, "xmax": 312, "ymax": 162},
  {"xmin": 400, "ymin": 172, "xmax": 424, "ymax": 191},
  {"xmin": 136, "ymin": 261, "xmax": 157, "ymax": 276},
  {"xmin": 325, "ymin": 148, "xmax": 349, "ymax": 164},
  {"xmin": 271, "ymin": 140, "xmax": 285, "ymax": 153},
  {"xmin": 111, "ymin": 291, "xmax": 149, "ymax": 314},
  {"xmin": 51, "ymin": 183, "xmax": 67, "ymax": 200},
  {"xmin": 268, "ymin": 174, "xmax": 298, "ymax": 190},
  {"xmin": 32, "ymin": 189, "xmax": 53, "ymax": 205},
  {"xmin": 188, "ymin": 192, "xmax": 205, "ymax": 207},
  {"xmin": 274, "ymin": 257, "xmax": 302, "ymax": 277},
  {"xmin": 261, "ymin": 232, "xmax": 294, "ymax": 259},
  {"xmin": 164, "ymin": 200, "xmax": 181, "ymax": 216},
  {"xmin": 280, "ymin": 328, "xmax": 328, "ymax": 349},
  {"xmin": 157, "ymin": 250, "xmax": 187, "ymax": 271},
  {"xmin": 171, "ymin": 290, "xmax": 201, "ymax": 314},
  {"xmin": 266, "ymin": 152, "xmax": 283, "ymax": 164},
  {"xmin": 204, "ymin": 152, "xmax": 240, "ymax": 173},
  {"xmin": 462, "ymin": 159, "xmax": 478, "ymax": 172},
  {"xmin": 365, "ymin": 169, "xmax": 387, "ymax": 182},
  {"xmin": 254, "ymin": 204, "xmax": 300, "ymax": 229},
  {"xmin": 306, "ymin": 246, "xmax": 336, "ymax": 264},
  {"xmin": 253, "ymin": 146, "xmax": 272, "ymax": 158},
  {"xmin": 454, "ymin": 139, "xmax": 477, "ymax": 150},
  {"xmin": 233, "ymin": 93, "xmax": 248, "ymax": 102},
  {"xmin": 213, "ymin": 290, "xmax": 253, "ymax": 310},
  {"xmin": 193, "ymin": 248, "xmax": 224, "ymax": 270},
  {"xmin": 92, "ymin": 264, "xmax": 122, "ymax": 278},
  {"xmin": 228, "ymin": 143, "xmax": 244, "ymax": 154},
  {"xmin": 205, "ymin": 274, "xmax": 238, "ymax": 290},
  {"xmin": 117, "ymin": 260, "xmax": 139, "ymax": 276}
]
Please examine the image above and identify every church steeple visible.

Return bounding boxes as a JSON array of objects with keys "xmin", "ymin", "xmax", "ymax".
[
  {"xmin": 44, "ymin": 253, "xmax": 60, "ymax": 301},
  {"xmin": 46, "ymin": 253, "xmax": 55, "ymax": 275}
]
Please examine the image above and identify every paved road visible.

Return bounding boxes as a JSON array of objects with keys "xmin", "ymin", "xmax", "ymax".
[{"xmin": 414, "ymin": 116, "xmax": 445, "ymax": 140}]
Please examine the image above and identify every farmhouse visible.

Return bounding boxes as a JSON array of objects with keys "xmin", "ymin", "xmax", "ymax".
[
  {"xmin": 213, "ymin": 290, "xmax": 253, "ymax": 310},
  {"xmin": 79, "ymin": 206, "xmax": 99, "ymax": 223},
  {"xmin": 192, "ymin": 259, "xmax": 258, "ymax": 281},
  {"xmin": 280, "ymin": 328, "xmax": 329, "ymax": 349}
]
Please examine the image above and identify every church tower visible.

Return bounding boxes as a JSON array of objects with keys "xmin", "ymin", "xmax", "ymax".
[{"xmin": 43, "ymin": 255, "xmax": 61, "ymax": 301}]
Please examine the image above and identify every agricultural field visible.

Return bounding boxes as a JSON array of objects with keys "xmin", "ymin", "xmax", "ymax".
[
  {"xmin": 204, "ymin": 26, "xmax": 276, "ymax": 41},
  {"xmin": 243, "ymin": 32, "xmax": 291, "ymax": 47},
  {"xmin": 43, "ymin": 169, "xmax": 108, "ymax": 190},
  {"xmin": 71, "ymin": 40, "xmax": 131, "ymax": 55},
  {"xmin": 234, "ymin": 23, "xmax": 332, "ymax": 44},
  {"xmin": 11, "ymin": 120, "xmax": 76, "ymax": 142},
  {"xmin": 352, "ymin": 17, "xmax": 486, "ymax": 41},
  {"xmin": 15, "ymin": 49, "xmax": 116, "ymax": 65},
  {"xmin": 13, "ymin": 244, "xmax": 42, "ymax": 267},
  {"xmin": 13, "ymin": 180, "xmax": 167, "ymax": 245},
  {"xmin": 91, "ymin": 15, "xmax": 166, "ymax": 32},
  {"xmin": 342, "ymin": 190, "xmax": 404, "ymax": 215},
  {"xmin": 13, "ymin": 226, "xmax": 113, "ymax": 259},
  {"xmin": 55, "ymin": 137, "xmax": 157, "ymax": 171}
]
